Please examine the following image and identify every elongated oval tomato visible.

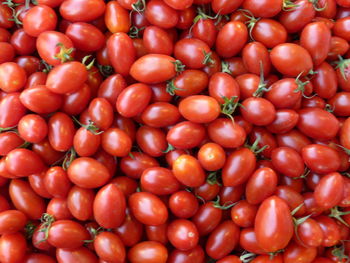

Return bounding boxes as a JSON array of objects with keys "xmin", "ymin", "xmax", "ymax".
[
  {"xmin": 255, "ymin": 196, "xmax": 294, "ymax": 252},
  {"xmin": 0, "ymin": 62, "xmax": 27, "ymax": 93},
  {"xmin": 0, "ymin": 210, "xmax": 26, "ymax": 235},
  {"xmin": 105, "ymin": 1, "xmax": 130, "ymax": 33},
  {"xmin": 67, "ymin": 186, "xmax": 94, "ymax": 221},
  {"xmin": 0, "ymin": 233, "xmax": 27, "ymax": 263},
  {"xmin": 94, "ymin": 231, "xmax": 126, "ymax": 263},
  {"xmin": 271, "ymin": 147, "xmax": 304, "ymax": 178},
  {"xmin": 56, "ymin": 247, "xmax": 98, "ymax": 263},
  {"xmin": 172, "ymin": 154, "xmax": 206, "ymax": 187},
  {"xmin": 145, "ymin": 0, "xmax": 179, "ymax": 29},
  {"xmin": 93, "ymin": 184, "xmax": 126, "ymax": 228},
  {"xmin": 129, "ymin": 192, "xmax": 168, "ymax": 226},
  {"xmin": 167, "ymin": 219, "xmax": 199, "ymax": 251},
  {"xmin": 23, "ymin": 5, "xmax": 57, "ymax": 37},
  {"xmin": 59, "ymin": 0, "xmax": 105, "ymax": 22},
  {"xmin": 143, "ymin": 26, "xmax": 173, "ymax": 55},
  {"xmin": 107, "ymin": 33, "xmax": 136, "ymax": 77},
  {"xmin": 130, "ymin": 54, "xmax": 178, "ymax": 84},
  {"xmin": 314, "ymin": 172, "xmax": 344, "ymax": 209},
  {"xmin": 128, "ymin": 241, "xmax": 168, "ymax": 263},
  {"xmin": 0, "ymin": 93, "xmax": 27, "ymax": 129},
  {"xmin": 166, "ymin": 121, "xmax": 206, "ymax": 149},
  {"xmin": 141, "ymin": 167, "xmax": 180, "ymax": 195},
  {"xmin": 48, "ymin": 112, "xmax": 75, "ymax": 152}
]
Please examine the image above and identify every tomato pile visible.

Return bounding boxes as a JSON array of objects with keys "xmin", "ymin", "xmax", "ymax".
[{"xmin": 0, "ymin": 0, "xmax": 350, "ymax": 262}]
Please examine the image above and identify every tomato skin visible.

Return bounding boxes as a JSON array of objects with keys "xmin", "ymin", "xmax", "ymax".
[
  {"xmin": 67, "ymin": 157, "xmax": 111, "ymax": 188},
  {"xmin": 300, "ymin": 22, "xmax": 331, "ymax": 66},
  {"xmin": 0, "ymin": 62, "xmax": 27, "ymax": 93},
  {"xmin": 246, "ymin": 167, "xmax": 278, "ymax": 205},
  {"xmin": 242, "ymin": 42, "xmax": 271, "ymax": 76},
  {"xmin": 9, "ymin": 179, "xmax": 46, "ymax": 219},
  {"xmin": 169, "ymin": 190, "xmax": 198, "ymax": 218},
  {"xmin": 311, "ymin": 62, "xmax": 337, "ymax": 99},
  {"xmin": 36, "ymin": 31, "xmax": 74, "ymax": 66},
  {"xmin": 48, "ymin": 220, "xmax": 90, "ymax": 249},
  {"xmin": 67, "ymin": 186, "xmax": 94, "ymax": 221},
  {"xmin": 130, "ymin": 54, "xmax": 177, "ymax": 84},
  {"xmin": 94, "ymin": 232, "xmax": 126, "ymax": 263},
  {"xmin": 283, "ymin": 242, "xmax": 317, "ymax": 263},
  {"xmin": 275, "ymin": 185, "xmax": 305, "ymax": 216},
  {"xmin": 0, "ymin": 132, "xmax": 23, "ymax": 156},
  {"xmin": 46, "ymin": 62, "xmax": 88, "ymax": 94},
  {"xmin": 0, "ymin": 210, "xmax": 27, "ymax": 235},
  {"xmin": 59, "ymin": 0, "xmax": 105, "ymax": 22},
  {"xmin": 242, "ymin": 0, "xmax": 282, "ymax": 17},
  {"xmin": 222, "ymin": 148, "xmax": 256, "ymax": 186},
  {"xmin": 328, "ymin": 92, "xmax": 350, "ymax": 116},
  {"xmin": 128, "ymin": 241, "xmax": 168, "ymax": 263},
  {"xmin": 48, "ymin": 112, "xmax": 75, "ymax": 152},
  {"xmin": 88, "ymin": 98, "xmax": 113, "ymax": 131},
  {"xmin": 239, "ymin": 228, "xmax": 266, "ymax": 254},
  {"xmin": 107, "ymin": 33, "xmax": 136, "ymax": 77},
  {"xmin": 255, "ymin": 196, "xmax": 294, "ymax": 252},
  {"xmin": 241, "ymin": 97, "xmax": 276, "ymax": 126},
  {"xmin": 231, "ymin": 200, "xmax": 258, "ymax": 228},
  {"xmin": 270, "ymin": 43, "xmax": 313, "ymax": 77},
  {"xmin": 98, "ymin": 74, "xmax": 126, "ymax": 106},
  {"xmin": 333, "ymin": 17, "xmax": 350, "ymax": 41},
  {"xmin": 172, "ymin": 154, "xmax": 206, "ymax": 187},
  {"xmin": 105, "ymin": 1, "xmax": 130, "ymax": 33},
  {"xmin": 340, "ymin": 117, "xmax": 350, "ymax": 149},
  {"xmin": 0, "ymin": 42, "xmax": 15, "ymax": 64},
  {"xmin": 115, "ymin": 207, "xmax": 143, "ymax": 247},
  {"xmin": 167, "ymin": 219, "xmax": 199, "ymax": 251},
  {"xmin": 73, "ymin": 127, "xmax": 101, "ymax": 157},
  {"xmin": 297, "ymin": 108, "xmax": 339, "ymax": 140},
  {"xmin": 316, "ymin": 216, "xmax": 341, "ymax": 247},
  {"xmin": 271, "ymin": 147, "xmax": 304, "ymax": 178},
  {"xmin": 145, "ymin": 223, "xmax": 168, "ymax": 245},
  {"xmin": 314, "ymin": 172, "xmax": 344, "ymax": 209},
  {"xmin": 297, "ymin": 218, "xmax": 324, "ymax": 247},
  {"xmin": 141, "ymin": 102, "xmax": 180, "ymax": 128},
  {"xmin": 0, "ymin": 5, "xmax": 14, "ymax": 28},
  {"xmin": 212, "ymin": 0, "xmax": 243, "ymax": 14},
  {"xmin": 24, "ymin": 253, "xmax": 56, "ymax": 263},
  {"xmin": 56, "ymin": 247, "xmax": 98, "ymax": 263},
  {"xmin": 145, "ymin": 0, "xmax": 178, "ymax": 29},
  {"xmin": 18, "ymin": 114, "xmax": 48, "ymax": 143},
  {"xmin": 120, "ymin": 152, "xmax": 159, "ymax": 179},
  {"xmin": 265, "ymin": 79, "xmax": 301, "ymax": 109},
  {"xmin": 129, "ymin": 192, "xmax": 168, "ymax": 226},
  {"xmin": 198, "ymin": 142, "xmax": 226, "ymax": 171},
  {"xmin": 136, "ymin": 126, "xmax": 167, "ymax": 157},
  {"xmin": 192, "ymin": 202, "xmax": 223, "ymax": 236},
  {"xmin": 66, "ymin": 22, "xmax": 105, "ymax": 52},
  {"xmin": 167, "ymin": 121, "xmax": 206, "ymax": 149},
  {"xmin": 302, "ymin": 144, "xmax": 340, "ymax": 174},
  {"xmin": 5, "ymin": 148, "xmax": 45, "ymax": 177},
  {"xmin": 208, "ymin": 72, "xmax": 240, "ymax": 104},
  {"xmin": 208, "ymin": 118, "xmax": 246, "ymax": 148},
  {"xmin": 141, "ymin": 167, "xmax": 180, "ymax": 195},
  {"xmin": 143, "ymin": 26, "xmax": 173, "ymax": 55},
  {"xmin": 267, "ymin": 109, "xmax": 299, "ymax": 134},
  {"xmin": 23, "ymin": 5, "xmax": 57, "ymax": 37},
  {"xmin": 0, "ymin": 233, "xmax": 27, "ymax": 263},
  {"xmin": 0, "ymin": 93, "xmax": 27, "ymax": 129},
  {"xmin": 216, "ymin": 21, "xmax": 248, "ymax": 58}
]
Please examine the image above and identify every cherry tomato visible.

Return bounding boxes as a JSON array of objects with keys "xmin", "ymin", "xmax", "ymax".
[
  {"xmin": 94, "ymin": 231, "xmax": 126, "ymax": 262},
  {"xmin": 145, "ymin": 0, "xmax": 179, "ymax": 29},
  {"xmin": 314, "ymin": 172, "xmax": 344, "ymax": 209},
  {"xmin": 172, "ymin": 154, "xmax": 206, "ymax": 187},
  {"xmin": 0, "ymin": 233, "xmax": 27, "ymax": 263},
  {"xmin": 128, "ymin": 241, "xmax": 168, "ymax": 263},
  {"xmin": 59, "ymin": 0, "xmax": 105, "ymax": 22},
  {"xmin": 23, "ymin": 5, "xmax": 57, "ymax": 37},
  {"xmin": 167, "ymin": 219, "xmax": 199, "ymax": 251}
]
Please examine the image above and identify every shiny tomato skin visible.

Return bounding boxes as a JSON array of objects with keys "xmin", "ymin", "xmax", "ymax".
[
  {"xmin": 333, "ymin": 17, "xmax": 350, "ymax": 41},
  {"xmin": 297, "ymin": 218, "xmax": 324, "ymax": 248},
  {"xmin": 129, "ymin": 192, "xmax": 168, "ymax": 226},
  {"xmin": 167, "ymin": 219, "xmax": 199, "ymax": 251},
  {"xmin": 192, "ymin": 202, "xmax": 223, "ymax": 236},
  {"xmin": 314, "ymin": 172, "xmax": 344, "ymax": 209},
  {"xmin": 0, "ymin": 42, "xmax": 15, "ymax": 64},
  {"xmin": 67, "ymin": 186, "xmax": 94, "ymax": 221},
  {"xmin": 311, "ymin": 62, "xmax": 337, "ymax": 99},
  {"xmin": 246, "ymin": 167, "xmax": 278, "ymax": 205},
  {"xmin": 141, "ymin": 167, "xmax": 180, "ymax": 195},
  {"xmin": 242, "ymin": 41, "xmax": 271, "ymax": 76},
  {"xmin": 206, "ymin": 220, "xmax": 240, "ymax": 260},
  {"xmin": 0, "ymin": 132, "xmax": 23, "ymax": 156},
  {"xmin": 10, "ymin": 29, "xmax": 35, "ymax": 55},
  {"xmin": 130, "ymin": 54, "xmax": 177, "ymax": 84},
  {"xmin": 56, "ymin": 247, "xmax": 98, "ymax": 263},
  {"xmin": 208, "ymin": 118, "xmax": 246, "ymax": 148},
  {"xmin": 9, "ymin": 179, "xmax": 46, "ymax": 219},
  {"xmin": 136, "ymin": 126, "xmax": 167, "ymax": 157},
  {"xmin": 145, "ymin": 0, "xmax": 179, "ymax": 29},
  {"xmin": 240, "ymin": 228, "xmax": 267, "ymax": 254},
  {"xmin": 283, "ymin": 242, "xmax": 317, "ymax": 263},
  {"xmin": 241, "ymin": 97, "xmax": 276, "ymax": 126},
  {"xmin": 23, "ymin": 5, "xmax": 57, "ymax": 37},
  {"xmin": 120, "ymin": 152, "xmax": 159, "ymax": 179},
  {"xmin": 107, "ymin": 33, "xmax": 136, "ymax": 77},
  {"xmin": 300, "ymin": 21, "xmax": 331, "ymax": 66},
  {"xmin": 222, "ymin": 148, "xmax": 256, "ymax": 186},
  {"xmin": 255, "ymin": 196, "xmax": 294, "ymax": 252},
  {"xmin": 172, "ymin": 154, "xmax": 206, "ymax": 187},
  {"xmin": 46, "ymin": 198, "xmax": 72, "ymax": 220},
  {"xmin": 316, "ymin": 216, "xmax": 341, "ymax": 247},
  {"xmin": 0, "ymin": 210, "xmax": 27, "ymax": 235},
  {"xmin": 173, "ymin": 69, "xmax": 209, "ymax": 97},
  {"xmin": 275, "ymin": 186, "xmax": 305, "ymax": 216},
  {"xmin": 0, "ymin": 93, "xmax": 27, "ymax": 129},
  {"xmin": 208, "ymin": 72, "xmax": 240, "ymax": 104},
  {"xmin": 271, "ymin": 147, "xmax": 304, "ymax": 178},
  {"xmin": 297, "ymin": 108, "xmax": 339, "ymax": 140},
  {"xmin": 166, "ymin": 121, "xmax": 206, "ymax": 149},
  {"xmin": 141, "ymin": 102, "xmax": 181, "ymax": 128},
  {"xmin": 265, "ymin": 78, "xmax": 301, "ymax": 109},
  {"xmin": 24, "ymin": 253, "xmax": 56, "ymax": 263},
  {"xmin": 98, "ymin": 74, "xmax": 126, "ymax": 106},
  {"xmin": 340, "ymin": 117, "xmax": 350, "ymax": 149},
  {"xmin": 198, "ymin": 142, "xmax": 226, "ymax": 171},
  {"xmin": 59, "ymin": 0, "xmax": 105, "ymax": 22},
  {"xmin": 17, "ymin": 114, "xmax": 48, "ymax": 143},
  {"xmin": 169, "ymin": 190, "xmax": 199, "ymax": 218},
  {"xmin": 48, "ymin": 220, "xmax": 89, "ymax": 249},
  {"xmin": 242, "ymin": 0, "xmax": 282, "ymax": 17},
  {"xmin": 216, "ymin": 21, "xmax": 248, "ymax": 58},
  {"xmin": 145, "ymin": 223, "xmax": 168, "ymax": 245},
  {"xmin": 0, "ymin": 233, "xmax": 27, "ymax": 263},
  {"xmin": 143, "ymin": 26, "xmax": 173, "ymax": 55},
  {"xmin": 48, "ymin": 112, "xmax": 75, "ymax": 152},
  {"xmin": 105, "ymin": 1, "xmax": 130, "ymax": 33},
  {"xmin": 101, "ymin": 128, "xmax": 132, "ymax": 157},
  {"xmin": 128, "ymin": 241, "xmax": 168, "ymax": 263},
  {"xmin": 73, "ymin": 127, "xmax": 101, "ymax": 157},
  {"xmin": 192, "ymin": 19, "xmax": 217, "ymax": 48},
  {"xmin": 168, "ymin": 245, "xmax": 205, "ymax": 263},
  {"xmin": 231, "ymin": 200, "xmax": 258, "ymax": 228},
  {"xmin": 266, "ymin": 109, "xmax": 299, "ymax": 134},
  {"xmin": 94, "ymin": 232, "xmax": 126, "ymax": 263},
  {"xmin": 88, "ymin": 98, "xmax": 113, "ymax": 131},
  {"xmin": 270, "ymin": 43, "xmax": 313, "ymax": 77},
  {"xmin": 0, "ymin": 62, "xmax": 27, "ymax": 93},
  {"xmin": 67, "ymin": 157, "xmax": 111, "ymax": 188},
  {"xmin": 44, "ymin": 166, "xmax": 72, "ymax": 198},
  {"xmin": 328, "ymin": 92, "xmax": 350, "ymax": 116},
  {"xmin": 302, "ymin": 144, "xmax": 341, "ymax": 174}
]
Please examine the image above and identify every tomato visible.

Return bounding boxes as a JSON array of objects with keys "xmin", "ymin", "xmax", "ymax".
[
  {"xmin": 246, "ymin": 167, "xmax": 278, "ymax": 205},
  {"xmin": 120, "ymin": 152, "xmax": 159, "ymax": 179},
  {"xmin": 24, "ymin": 253, "xmax": 56, "ymax": 263},
  {"xmin": 9, "ymin": 179, "xmax": 45, "ymax": 219},
  {"xmin": 73, "ymin": 126, "xmax": 101, "ymax": 157},
  {"xmin": 136, "ymin": 126, "xmax": 167, "ymax": 157},
  {"xmin": 167, "ymin": 219, "xmax": 199, "ymax": 251},
  {"xmin": 0, "ymin": 62, "xmax": 27, "ymax": 93},
  {"xmin": 169, "ymin": 190, "xmax": 198, "ymax": 218},
  {"xmin": 94, "ymin": 232, "xmax": 126, "ymax": 263},
  {"xmin": 36, "ymin": 31, "xmax": 74, "ymax": 66},
  {"xmin": 107, "ymin": 33, "xmax": 136, "ymax": 77},
  {"xmin": 47, "ymin": 220, "xmax": 89, "ymax": 249},
  {"xmin": 129, "ymin": 192, "xmax": 168, "ymax": 226},
  {"xmin": 242, "ymin": 42, "xmax": 271, "ymax": 76},
  {"xmin": 105, "ymin": 1, "xmax": 130, "ymax": 33},
  {"xmin": 231, "ymin": 200, "xmax": 258, "ymax": 228},
  {"xmin": 0, "ymin": 210, "xmax": 27, "ymax": 235},
  {"xmin": 296, "ymin": 218, "xmax": 324, "ymax": 247},
  {"xmin": 101, "ymin": 128, "xmax": 132, "ymax": 157},
  {"xmin": 23, "ymin": 5, "xmax": 57, "ymax": 37},
  {"xmin": 20, "ymin": 85, "xmax": 63, "ymax": 114},
  {"xmin": 145, "ymin": 223, "xmax": 168, "ymax": 245},
  {"xmin": 271, "ymin": 147, "xmax": 304, "ymax": 178},
  {"xmin": 283, "ymin": 242, "xmax": 317, "ymax": 263},
  {"xmin": 222, "ymin": 148, "xmax": 256, "ymax": 186},
  {"xmin": 141, "ymin": 102, "xmax": 180, "ymax": 128},
  {"xmin": 32, "ymin": 139, "xmax": 65, "ymax": 166},
  {"xmin": 300, "ymin": 22, "xmax": 331, "ymax": 66},
  {"xmin": 8, "ymin": 29, "xmax": 32, "ymax": 55},
  {"xmin": 333, "ymin": 17, "xmax": 350, "ymax": 41},
  {"xmin": 17, "ymin": 114, "xmax": 47, "ymax": 143},
  {"xmin": 302, "ymin": 144, "xmax": 341, "ymax": 174},
  {"xmin": 255, "ymin": 196, "xmax": 294, "ymax": 252},
  {"xmin": 211, "ymin": 0, "xmax": 243, "ymax": 14},
  {"xmin": 270, "ymin": 43, "xmax": 313, "ymax": 77},
  {"xmin": 115, "ymin": 207, "xmax": 143, "ymax": 246},
  {"xmin": 0, "ymin": 42, "xmax": 15, "ymax": 64},
  {"xmin": 198, "ymin": 142, "xmax": 226, "ymax": 171},
  {"xmin": 316, "ymin": 216, "xmax": 341, "ymax": 247},
  {"xmin": 172, "ymin": 154, "xmax": 206, "ymax": 187},
  {"xmin": 48, "ymin": 112, "xmax": 75, "ymax": 152},
  {"xmin": 314, "ymin": 172, "xmax": 344, "ymax": 209},
  {"xmin": 67, "ymin": 157, "xmax": 111, "ymax": 188},
  {"xmin": 145, "ymin": 0, "xmax": 179, "ymax": 29},
  {"xmin": 241, "ymin": 97, "xmax": 276, "ymax": 126},
  {"xmin": 240, "ymin": 228, "xmax": 266, "ymax": 254},
  {"xmin": 192, "ymin": 202, "xmax": 223, "ymax": 236},
  {"xmin": 265, "ymin": 79, "xmax": 302, "ymax": 109},
  {"xmin": 0, "ymin": 5, "xmax": 14, "ymax": 28},
  {"xmin": 143, "ymin": 26, "xmax": 173, "ymax": 55},
  {"xmin": 275, "ymin": 186, "xmax": 305, "ymax": 216},
  {"xmin": 59, "ymin": 0, "xmax": 105, "ymax": 22},
  {"xmin": 242, "ymin": 0, "xmax": 282, "ymax": 17},
  {"xmin": 44, "ymin": 167, "xmax": 71, "ymax": 198},
  {"xmin": 46, "ymin": 197, "xmax": 72, "ymax": 220},
  {"xmin": 0, "ymin": 132, "xmax": 23, "ymax": 156},
  {"xmin": 329, "ymin": 92, "xmax": 350, "ymax": 116},
  {"xmin": 206, "ymin": 220, "xmax": 240, "ymax": 260},
  {"xmin": 267, "ymin": 109, "xmax": 299, "ymax": 134},
  {"xmin": 297, "ymin": 108, "xmax": 339, "ymax": 140},
  {"xmin": 46, "ymin": 61, "xmax": 87, "ymax": 94},
  {"xmin": 340, "ymin": 117, "xmax": 350, "ymax": 149},
  {"xmin": 130, "ymin": 54, "xmax": 178, "ymax": 84},
  {"xmin": 167, "ymin": 121, "xmax": 206, "ymax": 149},
  {"xmin": 128, "ymin": 241, "xmax": 168, "ymax": 263},
  {"xmin": 208, "ymin": 72, "xmax": 240, "ymax": 104},
  {"xmin": 98, "ymin": 74, "xmax": 126, "ymax": 106},
  {"xmin": 216, "ymin": 21, "xmax": 248, "ymax": 58},
  {"xmin": 141, "ymin": 167, "xmax": 180, "ymax": 195},
  {"xmin": 0, "ymin": 233, "xmax": 27, "ymax": 263},
  {"xmin": 67, "ymin": 186, "xmax": 94, "ymax": 221},
  {"xmin": 56, "ymin": 247, "xmax": 98, "ymax": 263}
]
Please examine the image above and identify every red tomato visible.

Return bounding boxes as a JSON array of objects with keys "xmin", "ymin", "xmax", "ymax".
[
  {"xmin": 136, "ymin": 126, "xmax": 168, "ymax": 157},
  {"xmin": 172, "ymin": 154, "xmax": 206, "ymax": 187},
  {"xmin": 271, "ymin": 147, "xmax": 304, "ymax": 178},
  {"xmin": 145, "ymin": 0, "xmax": 179, "ymax": 29},
  {"xmin": 231, "ymin": 200, "xmax": 258, "ymax": 227},
  {"xmin": 241, "ymin": 97, "xmax": 276, "ymax": 126},
  {"xmin": 0, "ymin": 132, "xmax": 23, "ymax": 156},
  {"xmin": 48, "ymin": 112, "xmax": 75, "ymax": 152},
  {"xmin": 0, "ymin": 210, "xmax": 27, "ymax": 235},
  {"xmin": 94, "ymin": 232, "xmax": 126, "ymax": 263},
  {"xmin": 105, "ymin": 1, "xmax": 130, "ymax": 33},
  {"xmin": 143, "ymin": 26, "xmax": 174, "ymax": 55},
  {"xmin": 18, "ymin": 114, "xmax": 48, "ymax": 143},
  {"xmin": 23, "ymin": 5, "xmax": 57, "ymax": 37},
  {"xmin": 73, "ymin": 127, "xmax": 101, "ymax": 157},
  {"xmin": 167, "ymin": 121, "xmax": 206, "ymax": 149},
  {"xmin": 255, "ymin": 196, "xmax": 294, "ymax": 252},
  {"xmin": 316, "ymin": 216, "xmax": 341, "ymax": 247},
  {"xmin": 0, "ymin": 62, "xmax": 27, "ymax": 93},
  {"xmin": 0, "ymin": 233, "xmax": 27, "ymax": 263},
  {"xmin": 115, "ymin": 207, "xmax": 143, "ymax": 247},
  {"xmin": 56, "ymin": 247, "xmax": 98, "ymax": 263},
  {"xmin": 314, "ymin": 172, "xmax": 344, "ymax": 209},
  {"xmin": 333, "ymin": 17, "xmax": 350, "ymax": 41},
  {"xmin": 242, "ymin": 42, "xmax": 271, "ymax": 76},
  {"xmin": 297, "ymin": 218, "xmax": 324, "ymax": 247},
  {"xmin": 169, "ymin": 190, "xmax": 199, "ymax": 218},
  {"xmin": 141, "ymin": 102, "xmax": 180, "ymax": 128},
  {"xmin": 128, "ymin": 241, "xmax": 168, "ymax": 263},
  {"xmin": 167, "ymin": 219, "xmax": 199, "ymax": 251},
  {"xmin": 283, "ymin": 242, "xmax": 317, "ymax": 263},
  {"xmin": 168, "ymin": 245, "xmax": 205, "ymax": 263},
  {"xmin": 67, "ymin": 186, "xmax": 94, "ymax": 221},
  {"xmin": 101, "ymin": 128, "xmax": 132, "ymax": 157},
  {"xmin": 59, "ymin": 0, "xmax": 105, "ymax": 22},
  {"xmin": 192, "ymin": 202, "xmax": 223, "ymax": 236},
  {"xmin": 141, "ymin": 167, "xmax": 180, "ymax": 195},
  {"xmin": 198, "ymin": 142, "xmax": 226, "ymax": 171}
]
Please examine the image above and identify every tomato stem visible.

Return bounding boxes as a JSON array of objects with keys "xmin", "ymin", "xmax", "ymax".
[
  {"xmin": 332, "ymin": 243, "xmax": 350, "ymax": 263},
  {"xmin": 335, "ymin": 56, "xmax": 350, "ymax": 81},
  {"xmin": 202, "ymin": 50, "xmax": 214, "ymax": 66},
  {"xmin": 220, "ymin": 96, "xmax": 240, "ymax": 123},
  {"xmin": 212, "ymin": 196, "xmax": 237, "ymax": 210},
  {"xmin": 166, "ymin": 79, "xmax": 184, "ymax": 96},
  {"xmin": 82, "ymin": 55, "xmax": 95, "ymax": 71},
  {"xmin": 329, "ymin": 206, "xmax": 350, "ymax": 227},
  {"xmin": 62, "ymin": 148, "xmax": 77, "ymax": 170},
  {"xmin": 36, "ymin": 213, "xmax": 55, "ymax": 244},
  {"xmin": 162, "ymin": 143, "xmax": 175, "ymax": 153},
  {"xmin": 54, "ymin": 43, "xmax": 74, "ymax": 63},
  {"xmin": 71, "ymin": 116, "xmax": 103, "ymax": 135},
  {"xmin": 309, "ymin": 0, "xmax": 327, "ymax": 11},
  {"xmin": 221, "ymin": 61, "xmax": 232, "ymax": 74},
  {"xmin": 131, "ymin": 0, "xmax": 146, "ymax": 13},
  {"xmin": 240, "ymin": 251, "xmax": 256, "ymax": 263},
  {"xmin": 24, "ymin": 222, "xmax": 36, "ymax": 240},
  {"xmin": 253, "ymin": 61, "xmax": 270, "ymax": 97},
  {"xmin": 239, "ymin": 9, "xmax": 260, "ymax": 41},
  {"xmin": 207, "ymin": 171, "xmax": 222, "ymax": 186},
  {"xmin": 97, "ymin": 64, "xmax": 114, "ymax": 77}
]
